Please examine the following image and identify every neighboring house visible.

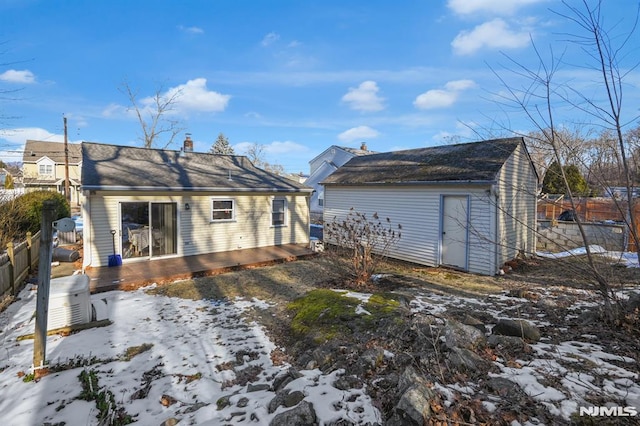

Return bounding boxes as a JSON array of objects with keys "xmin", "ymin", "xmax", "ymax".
[
  {"xmin": 306, "ymin": 143, "xmax": 374, "ymax": 222},
  {"xmin": 22, "ymin": 140, "xmax": 83, "ymax": 205},
  {"xmin": 0, "ymin": 168, "xmax": 10, "ymax": 187},
  {"xmin": 604, "ymin": 186, "xmax": 640, "ymax": 199},
  {"xmin": 80, "ymin": 140, "xmax": 313, "ymax": 269},
  {"xmin": 322, "ymin": 138, "xmax": 539, "ymax": 276}
]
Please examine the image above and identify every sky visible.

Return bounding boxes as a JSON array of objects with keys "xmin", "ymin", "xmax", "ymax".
[
  {"xmin": 0, "ymin": 249, "xmax": 638, "ymax": 424},
  {"xmin": 1, "ymin": 0, "xmax": 639, "ymax": 174}
]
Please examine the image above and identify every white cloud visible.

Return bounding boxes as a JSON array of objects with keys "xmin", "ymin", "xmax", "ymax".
[
  {"xmin": 0, "ymin": 69, "xmax": 36, "ymax": 84},
  {"xmin": 154, "ymin": 78, "xmax": 231, "ymax": 114},
  {"xmin": 447, "ymin": 0, "xmax": 543, "ymax": 16},
  {"xmin": 452, "ymin": 18, "xmax": 531, "ymax": 55},
  {"xmin": 178, "ymin": 25, "xmax": 204, "ymax": 35},
  {"xmin": 1, "ymin": 127, "xmax": 64, "ymax": 143},
  {"xmin": 414, "ymin": 79, "xmax": 476, "ymax": 110},
  {"xmin": 261, "ymin": 32, "xmax": 280, "ymax": 47},
  {"xmin": 338, "ymin": 126, "xmax": 380, "ymax": 142},
  {"xmin": 341, "ymin": 81, "xmax": 385, "ymax": 112},
  {"xmin": 234, "ymin": 140, "xmax": 308, "ymax": 156}
]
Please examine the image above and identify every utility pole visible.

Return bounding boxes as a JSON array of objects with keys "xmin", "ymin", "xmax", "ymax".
[
  {"xmin": 33, "ymin": 200, "xmax": 55, "ymax": 371},
  {"xmin": 63, "ymin": 116, "xmax": 70, "ymax": 203}
]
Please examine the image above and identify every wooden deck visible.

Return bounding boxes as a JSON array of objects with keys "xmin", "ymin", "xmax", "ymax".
[{"xmin": 84, "ymin": 244, "xmax": 316, "ymax": 293}]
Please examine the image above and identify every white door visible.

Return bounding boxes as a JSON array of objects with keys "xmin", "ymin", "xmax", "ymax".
[{"xmin": 441, "ymin": 195, "xmax": 469, "ymax": 270}]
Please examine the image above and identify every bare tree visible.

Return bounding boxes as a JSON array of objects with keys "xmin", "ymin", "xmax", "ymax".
[
  {"xmin": 242, "ymin": 142, "xmax": 286, "ymax": 175},
  {"xmin": 491, "ymin": 0, "xmax": 640, "ymax": 322},
  {"xmin": 121, "ymin": 81, "xmax": 185, "ymax": 149}
]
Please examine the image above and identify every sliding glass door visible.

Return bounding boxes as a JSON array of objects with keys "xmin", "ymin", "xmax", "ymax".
[{"xmin": 121, "ymin": 202, "xmax": 177, "ymax": 260}]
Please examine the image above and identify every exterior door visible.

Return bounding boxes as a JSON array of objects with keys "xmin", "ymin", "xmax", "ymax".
[
  {"xmin": 121, "ymin": 202, "xmax": 177, "ymax": 259},
  {"xmin": 441, "ymin": 195, "xmax": 469, "ymax": 270},
  {"xmin": 150, "ymin": 203, "xmax": 177, "ymax": 258}
]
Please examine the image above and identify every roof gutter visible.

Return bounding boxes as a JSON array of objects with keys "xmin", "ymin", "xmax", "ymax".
[
  {"xmin": 322, "ymin": 179, "xmax": 497, "ymax": 187},
  {"xmin": 81, "ymin": 185, "xmax": 314, "ymax": 193}
]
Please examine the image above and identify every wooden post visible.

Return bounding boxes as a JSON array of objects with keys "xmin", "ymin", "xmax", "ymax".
[
  {"xmin": 63, "ymin": 116, "xmax": 70, "ymax": 204},
  {"xmin": 26, "ymin": 232, "xmax": 33, "ymax": 273},
  {"xmin": 6, "ymin": 242, "xmax": 15, "ymax": 295},
  {"xmin": 33, "ymin": 201, "xmax": 55, "ymax": 370}
]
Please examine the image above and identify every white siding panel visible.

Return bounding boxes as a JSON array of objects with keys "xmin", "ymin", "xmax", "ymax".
[
  {"xmin": 325, "ymin": 185, "xmax": 497, "ymax": 275},
  {"xmin": 85, "ymin": 192, "xmax": 309, "ymax": 267},
  {"xmin": 325, "ymin": 186, "xmax": 441, "ymax": 267},
  {"xmin": 496, "ymin": 143, "xmax": 538, "ymax": 266}
]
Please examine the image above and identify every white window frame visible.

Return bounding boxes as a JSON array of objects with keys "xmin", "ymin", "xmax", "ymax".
[
  {"xmin": 210, "ymin": 198, "xmax": 235, "ymax": 222},
  {"xmin": 38, "ymin": 163, "xmax": 53, "ymax": 175},
  {"xmin": 271, "ymin": 197, "xmax": 287, "ymax": 227}
]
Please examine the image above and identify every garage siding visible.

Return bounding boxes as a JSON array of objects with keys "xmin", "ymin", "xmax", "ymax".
[
  {"xmin": 324, "ymin": 185, "xmax": 496, "ymax": 273},
  {"xmin": 496, "ymin": 144, "xmax": 538, "ymax": 265}
]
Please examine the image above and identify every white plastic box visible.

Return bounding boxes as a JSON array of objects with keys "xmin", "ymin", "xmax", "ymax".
[{"xmin": 47, "ymin": 274, "xmax": 92, "ymax": 330}]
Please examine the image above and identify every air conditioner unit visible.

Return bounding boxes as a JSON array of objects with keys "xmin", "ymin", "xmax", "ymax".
[{"xmin": 47, "ymin": 274, "xmax": 92, "ymax": 330}]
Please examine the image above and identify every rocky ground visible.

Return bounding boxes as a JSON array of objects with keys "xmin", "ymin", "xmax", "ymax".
[{"xmin": 148, "ymin": 253, "xmax": 640, "ymax": 425}]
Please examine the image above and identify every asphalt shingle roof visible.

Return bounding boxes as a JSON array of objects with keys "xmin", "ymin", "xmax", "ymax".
[
  {"xmin": 81, "ymin": 142, "xmax": 312, "ymax": 193},
  {"xmin": 23, "ymin": 140, "xmax": 82, "ymax": 164},
  {"xmin": 322, "ymin": 138, "xmax": 524, "ymax": 185}
]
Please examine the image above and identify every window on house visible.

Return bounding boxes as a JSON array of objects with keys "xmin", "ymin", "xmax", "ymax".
[
  {"xmin": 211, "ymin": 199, "xmax": 235, "ymax": 221},
  {"xmin": 271, "ymin": 198, "xmax": 286, "ymax": 226},
  {"xmin": 318, "ymin": 189, "xmax": 324, "ymax": 207},
  {"xmin": 39, "ymin": 164, "xmax": 53, "ymax": 175}
]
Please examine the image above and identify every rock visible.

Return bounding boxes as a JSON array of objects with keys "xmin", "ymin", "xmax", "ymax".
[
  {"xmin": 487, "ymin": 334, "xmax": 531, "ymax": 354},
  {"xmin": 394, "ymin": 382, "xmax": 435, "ymax": 425},
  {"xmin": 446, "ymin": 347, "xmax": 490, "ymax": 372},
  {"xmin": 247, "ymin": 383, "xmax": 270, "ymax": 392},
  {"xmin": 398, "ymin": 366, "xmax": 426, "ymax": 394},
  {"xmin": 492, "ymin": 319, "xmax": 540, "ymax": 341},
  {"xmin": 216, "ymin": 395, "xmax": 231, "ymax": 410},
  {"xmin": 268, "ymin": 389, "xmax": 289, "ymax": 414},
  {"xmin": 486, "ymin": 377, "xmax": 519, "ymax": 397},
  {"xmin": 272, "ymin": 368, "xmax": 302, "ymax": 392},
  {"xmin": 160, "ymin": 418, "xmax": 179, "ymax": 426},
  {"xmin": 160, "ymin": 394, "xmax": 177, "ymax": 407},
  {"xmin": 269, "ymin": 400, "xmax": 317, "ymax": 426},
  {"xmin": 236, "ymin": 397, "xmax": 249, "ymax": 408},
  {"xmin": 444, "ymin": 320, "xmax": 486, "ymax": 350},
  {"xmin": 333, "ymin": 375, "xmax": 363, "ymax": 391},
  {"xmin": 625, "ymin": 292, "xmax": 640, "ymax": 312},
  {"xmin": 284, "ymin": 390, "xmax": 305, "ymax": 407},
  {"xmin": 359, "ymin": 347, "xmax": 385, "ymax": 370}
]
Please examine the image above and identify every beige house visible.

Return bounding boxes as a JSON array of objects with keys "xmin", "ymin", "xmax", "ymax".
[
  {"xmin": 322, "ymin": 138, "xmax": 539, "ymax": 276},
  {"xmin": 22, "ymin": 140, "xmax": 82, "ymax": 205},
  {"xmin": 81, "ymin": 140, "xmax": 313, "ymax": 269}
]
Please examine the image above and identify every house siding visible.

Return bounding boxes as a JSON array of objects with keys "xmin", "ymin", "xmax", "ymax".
[
  {"xmin": 324, "ymin": 185, "xmax": 496, "ymax": 274},
  {"xmin": 496, "ymin": 143, "xmax": 538, "ymax": 266},
  {"xmin": 83, "ymin": 191, "xmax": 309, "ymax": 268}
]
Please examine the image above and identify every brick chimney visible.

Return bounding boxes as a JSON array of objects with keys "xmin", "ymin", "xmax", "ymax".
[
  {"xmin": 360, "ymin": 142, "xmax": 368, "ymax": 151},
  {"xmin": 183, "ymin": 133, "xmax": 194, "ymax": 152}
]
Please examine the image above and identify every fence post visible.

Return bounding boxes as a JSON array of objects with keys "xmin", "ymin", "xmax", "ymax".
[
  {"xmin": 6, "ymin": 242, "xmax": 15, "ymax": 295},
  {"xmin": 26, "ymin": 232, "xmax": 33, "ymax": 273}
]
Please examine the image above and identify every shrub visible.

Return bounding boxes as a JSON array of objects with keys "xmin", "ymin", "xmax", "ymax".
[
  {"xmin": 0, "ymin": 191, "xmax": 70, "ymax": 248},
  {"xmin": 324, "ymin": 208, "xmax": 402, "ymax": 285},
  {"xmin": 16, "ymin": 191, "xmax": 70, "ymax": 234}
]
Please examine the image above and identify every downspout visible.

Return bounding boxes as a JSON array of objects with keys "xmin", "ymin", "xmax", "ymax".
[
  {"xmin": 82, "ymin": 193, "xmax": 92, "ymax": 272},
  {"xmin": 492, "ymin": 184, "xmax": 500, "ymax": 274}
]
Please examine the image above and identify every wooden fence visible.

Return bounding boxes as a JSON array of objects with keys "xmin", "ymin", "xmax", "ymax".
[
  {"xmin": 538, "ymin": 198, "xmax": 640, "ymax": 251},
  {"xmin": 0, "ymin": 231, "xmax": 41, "ymax": 300}
]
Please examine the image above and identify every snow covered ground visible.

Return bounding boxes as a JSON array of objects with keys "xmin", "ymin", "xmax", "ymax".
[
  {"xmin": 0, "ymin": 248, "xmax": 638, "ymax": 425},
  {"xmin": 0, "ymin": 284, "xmax": 381, "ymax": 425}
]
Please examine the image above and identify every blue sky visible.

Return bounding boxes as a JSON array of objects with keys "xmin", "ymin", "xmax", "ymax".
[{"xmin": 1, "ymin": 0, "xmax": 639, "ymax": 174}]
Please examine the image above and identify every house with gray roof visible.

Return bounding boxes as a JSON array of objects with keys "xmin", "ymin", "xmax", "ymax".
[
  {"xmin": 306, "ymin": 143, "xmax": 374, "ymax": 223},
  {"xmin": 322, "ymin": 138, "xmax": 538, "ymax": 276},
  {"xmin": 81, "ymin": 139, "xmax": 313, "ymax": 269},
  {"xmin": 22, "ymin": 140, "xmax": 83, "ymax": 205}
]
